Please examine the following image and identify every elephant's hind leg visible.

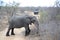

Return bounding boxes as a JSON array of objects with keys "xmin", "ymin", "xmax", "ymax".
[
  {"xmin": 6, "ymin": 28, "xmax": 11, "ymax": 36},
  {"xmin": 11, "ymin": 28, "xmax": 15, "ymax": 35}
]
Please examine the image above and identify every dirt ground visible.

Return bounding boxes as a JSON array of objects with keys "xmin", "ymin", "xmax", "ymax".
[{"xmin": 0, "ymin": 25, "xmax": 40, "ymax": 40}]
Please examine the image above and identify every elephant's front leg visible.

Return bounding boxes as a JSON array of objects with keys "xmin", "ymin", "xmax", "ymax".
[{"xmin": 25, "ymin": 24, "xmax": 31, "ymax": 36}]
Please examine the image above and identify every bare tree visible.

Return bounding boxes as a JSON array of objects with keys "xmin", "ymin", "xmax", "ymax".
[
  {"xmin": 5, "ymin": 1, "xmax": 20, "ymax": 17},
  {"xmin": 54, "ymin": 0, "xmax": 60, "ymax": 15}
]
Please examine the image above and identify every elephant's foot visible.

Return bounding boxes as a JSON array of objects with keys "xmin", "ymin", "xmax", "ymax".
[
  {"xmin": 6, "ymin": 34, "xmax": 10, "ymax": 36},
  {"xmin": 25, "ymin": 30, "xmax": 31, "ymax": 36},
  {"xmin": 11, "ymin": 33, "xmax": 15, "ymax": 35}
]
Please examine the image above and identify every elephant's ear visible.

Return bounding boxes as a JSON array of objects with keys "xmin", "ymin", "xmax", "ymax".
[
  {"xmin": 30, "ymin": 16, "xmax": 37, "ymax": 23},
  {"xmin": 25, "ymin": 17, "xmax": 32, "ymax": 25}
]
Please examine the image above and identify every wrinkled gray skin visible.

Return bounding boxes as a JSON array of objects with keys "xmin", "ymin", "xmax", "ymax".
[{"xmin": 6, "ymin": 15, "xmax": 39, "ymax": 36}]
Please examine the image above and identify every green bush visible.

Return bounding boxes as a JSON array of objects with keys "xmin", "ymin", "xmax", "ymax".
[
  {"xmin": 56, "ymin": 15, "xmax": 60, "ymax": 20},
  {"xmin": 39, "ymin": 10, "xmax": 48, "ymax": 23}
]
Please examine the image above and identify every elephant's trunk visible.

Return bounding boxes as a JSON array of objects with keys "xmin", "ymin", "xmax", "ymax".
[{"xmin": 34, "ymin": 20, "xmax": 39, "ymax": 34}]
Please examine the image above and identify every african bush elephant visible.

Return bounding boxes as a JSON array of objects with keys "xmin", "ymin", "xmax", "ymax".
[{"xmin": 6, "ymin": 15, "xmax": 39, "ymax": 36}]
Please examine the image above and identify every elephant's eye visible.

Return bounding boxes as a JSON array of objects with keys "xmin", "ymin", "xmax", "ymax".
[
  {"xmin": 33, "ymin": 20, "xmax": 36, "ymax": 22},
  {"xmin": 32, "ymin": 19, "xmax": 35, "ymax": 23}
]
